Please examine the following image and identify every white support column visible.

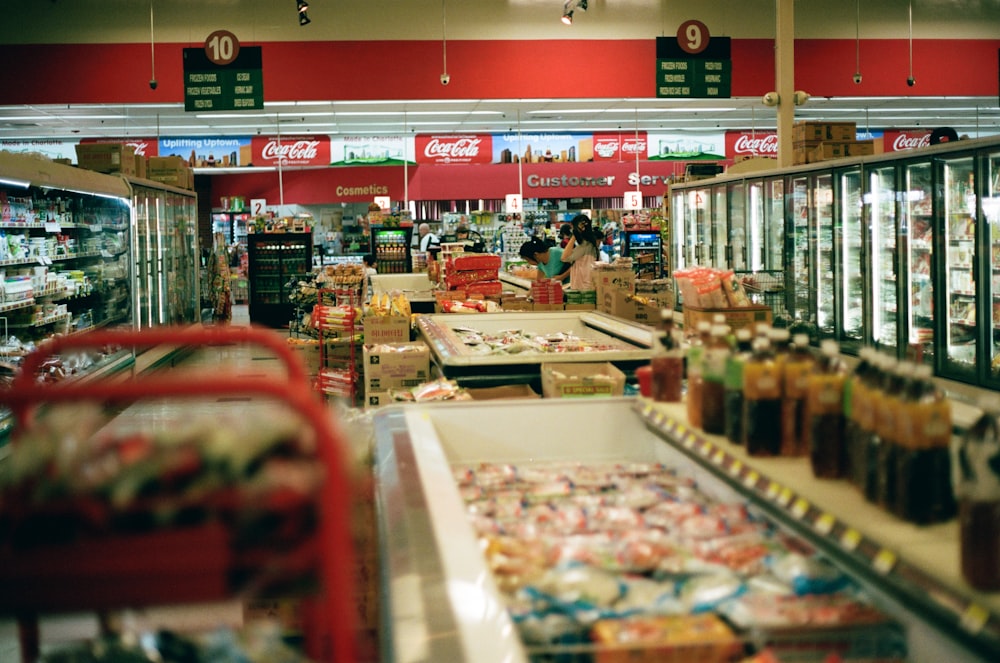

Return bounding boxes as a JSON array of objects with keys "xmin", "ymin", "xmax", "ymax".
[{"xmin": 776, "ymin": 0, "xmax": 795, "ymax": 168}]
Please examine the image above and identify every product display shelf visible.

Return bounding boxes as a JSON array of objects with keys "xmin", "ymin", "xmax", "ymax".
[
  {"xmin": 315, "ymin": 287, "xmax": 361, "ymax": 404},
  {"xmin": 636, "ymin": 399, "xmax": 1000, "ymax": 662},
  {"xmin": 0, "ymin": 326, "xmax": 358, "ymax": 663}
]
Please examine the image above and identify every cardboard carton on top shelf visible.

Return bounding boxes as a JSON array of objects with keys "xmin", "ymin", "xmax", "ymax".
[
  {"xmin": 792, "ymin": 121, "xmax": 857, "ymax": 143},
  {"xmin": 75, "ymin": 143, "xmax": 137, "ymax": 176}
]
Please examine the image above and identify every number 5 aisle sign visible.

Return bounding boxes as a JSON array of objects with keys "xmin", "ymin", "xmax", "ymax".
[
  {"xmin": 183, "ymin": 30, "xmax": 264, "ymax": 112},
  {"xmin": 655, "ymin": 21, "xmax": 731, "ymax": 99}
]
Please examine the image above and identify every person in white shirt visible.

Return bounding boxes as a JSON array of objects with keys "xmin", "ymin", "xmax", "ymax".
[{"xmin": 417, "ymin": 222, "xmax": 439, "ymax": 252}]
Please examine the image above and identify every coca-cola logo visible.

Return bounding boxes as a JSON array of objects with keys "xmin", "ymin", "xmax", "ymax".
[
  {"xmin": 622, "ymin": 140, "xmax": 646, "ymax": 154},
  {"xmin": 594, "ymin": 139, "xmax": 619, "ymax": 158},
  {"xmin": 892, "ymin": 133, "xmax": 931, "ymax": 151},
  {"xmin": 423, "ymin": 137, "xmax": 482, "ymax": 161},
  {"xmin": 733, "ymin": 134, "xmax": 778, "ymax": 155},
  {"xmin": 261, "ymin": 140, "xmax": 320, "ymax": 160}
]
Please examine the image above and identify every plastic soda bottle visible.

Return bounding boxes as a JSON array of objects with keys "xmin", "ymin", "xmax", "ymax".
[
  {"xmin": 723, "ymin": 329, "xmax": 754, "ymax": 444},
  {"xmin": 875, "ymin": 360, "xmax": 911, "ymax": 508},
  {"xmin": 806, "ymin": 340, "xmax": 847, "ymax": 478},
  {"xmin": 743, "ymin": 337, "xmax": 782, "ymax": 457},
  {"xmin": 956, "ymin": 396, "xmax": 1000, "ymax": 590},
  {"xmin": 844, "ymin": 347, "xmax": 876, "ymax": 489},
  {"xmin": 686, "ymin": 321, "xmax": 712, "ymax": 429},
  {"xmin": 782, "ymin": 333, "xmax": 815, "ymax": 456},
  {"xmin": 700, "ymin": 324, "xmax": 731, "ymax": 435}
]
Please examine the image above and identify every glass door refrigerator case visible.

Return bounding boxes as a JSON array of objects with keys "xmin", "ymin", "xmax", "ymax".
[
  {"xmin": 247, "ymin": 232, "xmax": 313, "ymax": 328},
  {"xmin": 837, "ymin": 167, "xmax": 865, "ymax": 352},
  {"xmin": 986, "ymin": 149, "xmax": 1000, "ymax": 383},
  {"xmin": 728, "ymin": 179, "xmax": 748, "ymax": 272},
  {"xmin": 814, "ymin": 173, "xmax": 836, "ymax": 338},
  {"xmin": 868, "ymin": 164, "xmax": 902, "ymax": 357},
  {"xmin": 370, "ymin": 226, "xmax": 413, "ymax": 274},
  {"xmin": 709, "ymin": 183, "xmax": 727, "ymax": 267},
  {"xmin": 785, "ymin": 175, "xmax": 814, "ymax": 326},
  {"xmin": 622, "ymin": 230, "xmax": 662, "ymax": 279},
  {"xmin": 939, "ymin": 155, "xmax": 978, "ymax": 381},
  {"xmin": 901, "ymin": 161, "xmax": 934, "ymax": 365}
]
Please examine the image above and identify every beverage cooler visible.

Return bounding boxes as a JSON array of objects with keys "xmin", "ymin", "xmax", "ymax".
[
  {"xmin": 211, "ymin": 210, "xmax": 252, "ymax": 248},
  {"xmin": 370, "ymin": 226, "xmax": 413, "ymax": 274},
  {"xmin": 621, "ymin": 230, "xmax": 663, "ymax": 279},
  {"xmin": 669, "ymin": 135, "xmax": 1000, "ymax": 390},
  {"xmin": 246, "ymin": 232, "xmax": 313, "ymax": 327}
]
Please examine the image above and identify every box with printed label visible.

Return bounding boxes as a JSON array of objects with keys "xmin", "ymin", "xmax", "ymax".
[
  {"xmin": 363, "ymin": 342, "xmax": 430, "ymax": 394},
  {"xmin": 363, "ymin": 315, "xmax": 410, "ymax": 344},
  {"xmin": 683, "ymin": 304, "xmax": 772, "ymax": 332},
  {"xmin": 75, "ymin": 143, "xmax": 137, "ymax": 175},
  {"xmin": 364, "ymin": 390, "xmax": 398, "ymax": 408},
  {"xmin": 792, "ymin": 121, "xmax": 857, "ymax": 143},
  {"xmin": 593, "ymin": 266, "xmax": 636, "ymax": 301},
  {"xmin": 541, "ymin": 362, "xmax": 625, "ymax": 398},
  {"xmin": 600, "ymin": 289, "xmax": 658, "ymax": 324}
]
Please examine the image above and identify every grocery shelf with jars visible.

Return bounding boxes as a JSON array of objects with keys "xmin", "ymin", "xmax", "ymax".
[{"xmin": 668, "ymin": 134, "xmax": 1000, "ymax": 390}]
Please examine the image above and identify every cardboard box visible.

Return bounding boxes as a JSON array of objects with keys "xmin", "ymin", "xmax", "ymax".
[
  {"xmin": 363, "ymin": 315, "xmax": 410, "ymax": 344},
  {"xmin": 502, "ymin": 297, "xmax": 532, "ymax": 312},
  {"xmin": 593, "ymin": 266, "xmax": 636, "ymax": 299},
  {"xmin": 564, "ymin": 303, "xmax": 597, "ymax": 311},
  {"xmin": 363, "ymin": 342, "xmax": 430, "ymax": 394},
  {"xmin": 683, "ymin": 304, "xmax": 772, "ymax": 332},
  {"xmin": 75, "ymin": 143, "xmax": 137, "ymax": 175},
  {"xmin": 541, "ymin": 362, "xmax": 626, "ymax": 398},
  {"xmin": 364, "ymin": 390, "xmax": 398, "ymax": 408},
  {"xmin": 532, "ymin": 303, "xmax": 565, "ymax": 312},
  {"xmin": 600, "ymin": 289, "xmax": 659, "ymax": 325},
  {"xmin": 466, "ymin": 384, "xmax": 539, "ymax": 400},
  {"xmin": 133, "ymin": 153, "xmax": 147, "ymax": 179},
  {"xmin": 792, "ymin": 121, "xmax": 857, "ymax": 143}
]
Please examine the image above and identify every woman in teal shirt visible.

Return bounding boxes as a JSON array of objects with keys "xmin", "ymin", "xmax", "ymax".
[{"xmin": 518, "ymin": 237, "xmax": 570, "ymax": 282}]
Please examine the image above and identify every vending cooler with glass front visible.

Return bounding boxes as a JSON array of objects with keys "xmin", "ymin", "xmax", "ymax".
[
  {"xmin": 621, "ymin": 230, "xmax": 663, "ymax": 279},
  {"xmin": 246, "ymin": 232, "xmax": 313, "ymax": 328},
  {"xmin": 370, "ymin": 226, "xmax": 413, "ymax": 274}
]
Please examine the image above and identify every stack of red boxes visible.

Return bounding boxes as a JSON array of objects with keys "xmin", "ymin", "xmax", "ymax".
[
  {"xmin": 531, "ymin": 278, "xmax": 564, "ymax": 310},
  {"xmin": 444, "ymin": 253, "xmax": 503, "ymax": 298}
]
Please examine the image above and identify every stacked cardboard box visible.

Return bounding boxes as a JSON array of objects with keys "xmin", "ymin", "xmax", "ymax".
[
  {"xmin": 363, "ymin": 342, "xmax": 430, "ymax": 407},
  {"xmin": 791, "ymin": 121, "xmax": 875, "ymax": 165},
  {"xmin": 145, "ymin": 155, "xmax": 195, "ymax": 190},
  {"xmin": 443, "ymin": 253, "xmax": 502, "ymax": 297},
  {"xmin": 75, "ymin": 143, "xmax": 137, "ymax": 176},
  {"xmin": 531, "ymin": 278, "xmax": 563, "ymax": 311}
]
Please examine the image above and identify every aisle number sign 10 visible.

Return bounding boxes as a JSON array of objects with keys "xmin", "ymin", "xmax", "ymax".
[
  {"xmin": 183, "ymin": 30, "xmax": 264, "ymax": 112},
  {"xmin": 655, "ymin": 21, "xmax": 731, "ymax": 99}
]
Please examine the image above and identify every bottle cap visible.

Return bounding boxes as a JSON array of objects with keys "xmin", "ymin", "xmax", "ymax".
[
  {"xmin": 735, "ymin": 328, "xmax": 753, "ymax": 341},
  {"xmin": 913, "ymin": 364, "xmax": 933, "ymax": 380},
  {"xmin": 713, "ymin": 313, "xmax": 727, "ymax": 324},
  {"xmin": 710, "ymin": 324, "xmax": 729, "ymax": 336},
  {"xmin": 792, "ymin": 333, "xmax": 810, "ymax": 347},
  {"xmin": 659, "ymin": 308, "xmax": 673, "ymax": 321},
  {"xmin": 820, "ymin": 339, "xmax": 839, "ymax": 356},
  {"xmin": 697, "ymin": 321, "xmax": 712, "ymax": 331},
  {"xmin": 769, "ymin": 328, "xmax": 791, "ymax": 342}
]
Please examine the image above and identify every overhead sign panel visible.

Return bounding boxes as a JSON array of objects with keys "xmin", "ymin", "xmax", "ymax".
[
  {"xmin": 183, "ymin": 34, "xmax": 263, "ymax": 113},
  {"xmin": 655, "ymin": 26, "xmax": 731, "ymax": 100}
]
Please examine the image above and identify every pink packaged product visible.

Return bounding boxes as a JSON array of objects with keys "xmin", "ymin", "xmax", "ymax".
[{"xmin": 449, "ymin": 253, "xmax": 502, "ymax": 272}]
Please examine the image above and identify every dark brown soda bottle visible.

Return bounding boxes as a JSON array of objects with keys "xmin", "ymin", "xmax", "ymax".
[
  {"xmin": 807, "ymin": 340, "xmax": 847, "ymax": 479},
  {"xmin": 723, "ymin": 329, "xmax": 754, "ymax": 444},
  {"xmin": 782, "ymin": 333, "xmax": 815, "ymax": 456},
  {"xmin": 743, "ymin": 337, "xmax": 782, "ymax": 457},
  {"xmin": 700, "ymin": 324, "xmax": 731, "ymax": 435},
  {"xmin": 956, "ymin": 397, "xmax": 1000, "ymax": 590}
]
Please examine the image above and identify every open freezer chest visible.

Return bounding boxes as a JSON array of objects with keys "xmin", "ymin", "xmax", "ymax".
[
  {"xmin": 415, "ymin": 310, "xmax": 654, "ymax": 389},
  {"xmin": 372, "ymin": 397, "xmax": 992, "ymax": 663}
]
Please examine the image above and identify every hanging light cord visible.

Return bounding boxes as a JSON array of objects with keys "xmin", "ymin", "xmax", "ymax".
[
  {"xmin": 441, "ymin": 0, "xmax": 448, "ymax": 76},
  {"xmin": 149, "ymin": 0, "xmax": 156, "ymax": 85},
  {"xmin": 855, "ymin": 0, "xmax": 861, "ymax": 76},
  {"xmin": 908, "ymin": 0, "xmax": 914, "ymax": 80}
]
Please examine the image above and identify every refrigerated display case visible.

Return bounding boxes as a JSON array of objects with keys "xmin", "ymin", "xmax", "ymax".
[
  {"xmin": 902, "ymin": 161, "xmax": 934, "ymax": 363},
  {"xmin": 211, "ymin": 210, "xmax": 252, "ymax": 248},
  {"xmin": 728, "ymin": 179, "xmax": 748, "ymax": 271},
  {"xmin": 370, "ymin": 226, "xmax": 412, "ymax": 274},
  {"xmin": 621, "ymin": 230, "xmax": 663, "ymax": 279},
  {"xmin": 941, "ymin": 155, "xmax": 978, "ymax": 381},
  {"xmin": 815, "ymin": 173, "xmax": 836, "ymax": 337},
  {"xmin": 373, "ymin": 397, "xmax": 999, "ymax": 663},
  {"xmin": 129, "ymin": 179, "xmax": 200, "ymax": 328},
  {"xmin": 786, "ymin": 175, "xmax": 812, "ymax": 324},
  {"xmin": 986, "ymin": 150, "xmax": 1000, "ymax": 383},
  {"xmin": 246, "ymin": 232, "xmax": 313, "ymax": 327},
  {"xmin": 869, "ymin": 164, "xmax": 901, "ymax": 356},
  {"xmin": 709, "ymin": 183, "xmax": 727, "ymax": 267},
  {"xmin": 838, "ymin": 167, "xmax": 865, "ymax": 352}
]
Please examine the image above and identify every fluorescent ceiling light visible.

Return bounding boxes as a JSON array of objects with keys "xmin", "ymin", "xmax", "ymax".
[{"xmin": 0, "ymin": 177, "xmax": 31, "ymax": 188}]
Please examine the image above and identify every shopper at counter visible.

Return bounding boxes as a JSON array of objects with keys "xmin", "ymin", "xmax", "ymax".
[
  {"xmin": 562, "ymin": 214, "xmax": 602, "ymax": 290},
  {"xmin": 518, "ymin": 237, "xmax": 569, "ymax": 282}
]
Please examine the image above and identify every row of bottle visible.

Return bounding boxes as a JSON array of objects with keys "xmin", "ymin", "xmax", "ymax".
[{"xmin": 650, "ymin": 314, "xmax": 954, "ymax": 525}]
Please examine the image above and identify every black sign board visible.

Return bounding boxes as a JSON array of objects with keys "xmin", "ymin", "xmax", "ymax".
[
  {"xmin": 655, "ymin": 35, "xmax": 732, "ymax": 99},
  {"xmin": 183, "ymin": 46, "xmax": 263, "ymax": 112}
]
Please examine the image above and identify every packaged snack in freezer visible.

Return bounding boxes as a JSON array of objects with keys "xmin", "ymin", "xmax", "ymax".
[
  {"xmin": 590, "ymin": 613, "xmax": 742, "ymax": 663},
  {"xmin": 614, "ymin": 576, "xmax": 682, "ymax": 615},
  {"xmin": 769, "ymin": 552, "xmax": 848, "ymax": 595}
]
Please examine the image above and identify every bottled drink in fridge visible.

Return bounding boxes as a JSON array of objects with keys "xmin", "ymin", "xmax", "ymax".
[
  {"xmin": 956, "ymin": 397, "xmax": 1000, "ymax": 590},
  {"xmin": 782, "ymin": 333, "xmax": 815, "ymax": 456},
  {"xmin": 895, "ymin": 364, "xmax": 956, "ymax": 524},
  {"xmin": 651, "ymin": 330, "xmax": 683, "ymax": 403},
  {"xmin": 701, "ymin": 324, "xmax": 731, "ymax": 435},
  {"xmin": 686, "ymin": 321, "xmax": 712, "ymax": 429},
  {"xmin": 723, "ymin": 329, "xmax": 754, "ymax": 444},
  {"xmin": 807, "ymin": 340, "xmax": 847, "ymax": 479},
  {"xmin": 743, "ymin": 337, "xmax": 782, "ymax": 457}
]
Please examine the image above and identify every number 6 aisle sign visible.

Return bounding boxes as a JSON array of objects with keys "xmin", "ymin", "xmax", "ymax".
[
  {"xmin": 250, "ymin": 199, "xmax": 266, "ymax": 217},
  {"xmin": 624, "ymin": 191, "xmax": 643, "ymax": 210}
]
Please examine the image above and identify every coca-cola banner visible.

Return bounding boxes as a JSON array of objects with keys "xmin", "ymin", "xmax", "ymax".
[
  {"xmin": 251, "ymin": 135, "xmax": 331, "ymax": 167},
  {"xmin": 415, "ymin": 134, "xmax": 493, "ymax": 165},
  {"xmin": 725, "ymin": 131, "xmax": 778, "ymax": 160},
  {"xmin": 592, "ymin": 132, "xmax": 648, "ymax": 162},
  {"xmin": 81, "ymin": 137, "xmax": 160, "ymax": 158},
  {"xmin": 882, "ymin": 130, "xmax": 932, "ymax": 152}
]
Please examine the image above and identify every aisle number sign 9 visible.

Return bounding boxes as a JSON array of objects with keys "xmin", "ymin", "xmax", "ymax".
[{"xmin": 506, "ymin": 194, "xmax": 523, "ymax": 214}]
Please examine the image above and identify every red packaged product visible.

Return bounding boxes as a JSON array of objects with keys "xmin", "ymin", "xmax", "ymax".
[
  {"xmin": 449, "ymin": 254, "xmax": 502, "ymax": 271},
  {"xmin": 466, "ymin": 280, "xmax": 503, "ymax": 296},
  {"xmin": 444, "ymin": 268, "xmax": 499, "ymax": 288}
]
